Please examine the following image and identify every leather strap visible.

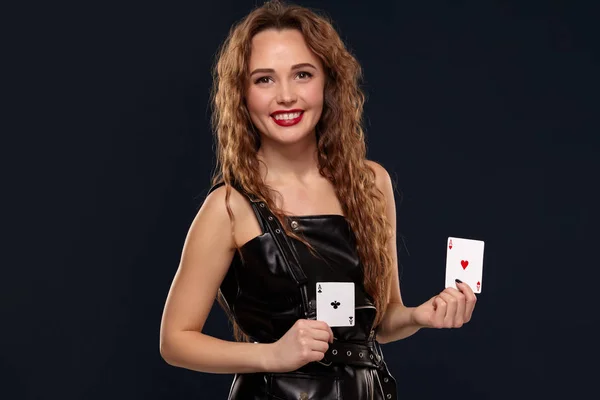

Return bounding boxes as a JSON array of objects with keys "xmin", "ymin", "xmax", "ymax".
[
  {"xmin": 207, "ymin": 181, "xmax": 311, "ymax": 317},
  {"xmin": 321, "ymin": 340, "xmax": 380, "ymax": 368},
  {"xmin": 305, "ymin": 339, "xmax": 397, "ymax": 399},
  {"xmin": 247, "ymin": 195, "xmax": 311, "ymax": 318}
]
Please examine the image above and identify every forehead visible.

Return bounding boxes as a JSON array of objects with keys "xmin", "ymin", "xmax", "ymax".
[{"xmin": 248, "ymin": 28, "xmax": 321, "ymax": 69}]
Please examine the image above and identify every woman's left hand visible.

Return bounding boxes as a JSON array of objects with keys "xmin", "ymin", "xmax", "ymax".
[{"xmin": 411, "ymin": 280, "xmax": 477, "ymax": 329}]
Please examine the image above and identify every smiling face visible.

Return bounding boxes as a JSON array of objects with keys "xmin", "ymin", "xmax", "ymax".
[{"xmin": 245, "ymin": 28, "xmax": 326, "ymax": 147}]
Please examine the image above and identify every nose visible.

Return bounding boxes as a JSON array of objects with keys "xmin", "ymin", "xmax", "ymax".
[{"xmin": 275, "ymin": 81, "xmax": 297, "ymax": 105}]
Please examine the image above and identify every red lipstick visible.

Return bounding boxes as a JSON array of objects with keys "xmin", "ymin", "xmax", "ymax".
[{"xmin": 270, "ymin": 109, "xmax": 304, "ymax": 127}]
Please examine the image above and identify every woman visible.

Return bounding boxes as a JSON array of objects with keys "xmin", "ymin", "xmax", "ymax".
[{"xmin": 159, "ymin": 1, "xmax": 477, "ymax": 399}]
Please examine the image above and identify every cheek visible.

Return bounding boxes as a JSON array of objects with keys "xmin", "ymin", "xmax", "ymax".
[
  {"xmin": 245, "ymin": 88, "xmax": 269, "ymax": 116},
  {"xmin": 302, "ymin": 83, "xmax": 325, "ymax": 109}
]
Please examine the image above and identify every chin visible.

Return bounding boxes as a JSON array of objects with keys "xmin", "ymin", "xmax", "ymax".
[
  {"xmin": 272, "ymin": 133, "xmax": 314, "ymax": 146},
  {"xmin": 263, "ymin": 125, "xmax": 316, "ymax": 145}
]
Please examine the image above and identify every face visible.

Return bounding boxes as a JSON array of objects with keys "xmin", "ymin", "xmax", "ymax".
[{"xmin": 245, "ymin": 29, "xmax": 325, "ymax": 146}]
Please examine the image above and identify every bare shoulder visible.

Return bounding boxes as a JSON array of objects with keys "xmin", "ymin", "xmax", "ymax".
[
  {"xmin": 201, "ymin": 184, "xmax": 262, "ymax": 249},
  {"xmin": 202, "ymin": 184, "xmax": 251, "ymax": 220},
  {"xmin": 365, "ymin": 159, "xmax": 393, "ymax": 193}
]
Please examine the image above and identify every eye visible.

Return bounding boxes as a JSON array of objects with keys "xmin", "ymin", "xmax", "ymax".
[
  {"xmin": 296, "ymin": 71, "xmax": 313, "ymax": 80},
  {"xmin": 254, "ymin": 76, "xmax": 271, "ymax": 84}
]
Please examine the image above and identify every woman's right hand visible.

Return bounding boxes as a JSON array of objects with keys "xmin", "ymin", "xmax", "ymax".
[{"xmin": 264, "ymin": 319, "xmax": 334, "ymax": 373}]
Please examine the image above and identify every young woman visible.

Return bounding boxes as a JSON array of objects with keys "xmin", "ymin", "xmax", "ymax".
[{"xmin": 159, "ymin": 1, "xmax": 477, "ymax": 398}]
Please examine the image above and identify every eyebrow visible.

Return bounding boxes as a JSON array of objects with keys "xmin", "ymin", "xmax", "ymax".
[{"xmin": 249, "ymin": 63, "xmax": 317, "ymax": 77}]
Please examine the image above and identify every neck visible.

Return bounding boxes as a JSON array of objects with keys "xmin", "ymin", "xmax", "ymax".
[{"xmin": 257, "ymin": 134, "xmax": 320, "ymax": 185}]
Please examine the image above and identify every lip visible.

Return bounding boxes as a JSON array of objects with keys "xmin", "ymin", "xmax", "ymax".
[{"xmin": 270, "ymin": 109, "xmax": 304, "ymax": 127}]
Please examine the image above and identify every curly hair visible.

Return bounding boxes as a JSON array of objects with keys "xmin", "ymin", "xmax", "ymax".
[{"xmin": 210, "ymin": 0, "xmax": 393, "ymax": 342}]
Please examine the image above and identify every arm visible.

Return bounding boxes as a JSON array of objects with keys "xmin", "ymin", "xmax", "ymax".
[
  {"xmin": 367, "ymin": 161, "xmax": 423, "ymax": 344},
  {"xmin": 368, "ymin": 161, "xmax": 477, "ymax": 344},
  {"xmin": 159, "ymin": 186, "xmax": 271, "ymax": 374}
]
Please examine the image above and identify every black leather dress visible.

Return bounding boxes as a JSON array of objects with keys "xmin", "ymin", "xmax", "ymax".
[{"xmin": 209, "ymin": 182, "xmax": 398, "ymax": 400}]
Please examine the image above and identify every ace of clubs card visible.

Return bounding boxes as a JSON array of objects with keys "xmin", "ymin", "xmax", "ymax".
[
  {"xmin": 316, "ymin": 282, "xmax": 355, "ymax": 327},
  {"xmin": 445, "ymin": 237, "xmax": 485, "ymax": 293}
]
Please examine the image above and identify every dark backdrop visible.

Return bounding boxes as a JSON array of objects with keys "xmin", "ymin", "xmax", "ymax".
[{"xmin": 4, "ymin": 0, "xmax": 598, "ymax": 399}]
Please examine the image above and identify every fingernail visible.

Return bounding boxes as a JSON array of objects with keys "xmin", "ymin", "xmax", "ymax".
[{"xmin": 455, "ymin": 279, "xmax": 463, "ymax": 284}]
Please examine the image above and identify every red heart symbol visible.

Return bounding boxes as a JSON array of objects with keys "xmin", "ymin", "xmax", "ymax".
[{"xmin": 461, "ymin": 260, "xmax": 469, "ymax": 269}]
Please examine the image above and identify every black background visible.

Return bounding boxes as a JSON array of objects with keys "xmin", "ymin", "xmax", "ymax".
[{"xmin": 4, "ymin": 0, "xmax": 598, "ymax": 399}]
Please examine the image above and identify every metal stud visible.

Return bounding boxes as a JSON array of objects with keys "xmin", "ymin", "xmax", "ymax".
[
  {"xmin": 268, "ymin": 216, "xmax": 273, "ymax": 221},
  {"xmin": 358, "ymin": 352, "xmax": 363, "ymax": 358},
  {"xmin": 259, "ymin": 203, "xmax": 265, "ymax": 207},
  {"xmin": 386, "ymin": 394, "xmax": 391, "ymax": 399},
  {"xmin": 369, "ymin": 354, "xmax": 373, "ymax": 359},
  {"xmin": 332, "ymin": 349, "xmax": 338, "ymax": 355},
  {"xmin": 384, "ymin": 377, "xmax": 389, "ymax": 383},
  {"xmin": 346, "ymin": 351, "xmax": 352, "ymax": 356},
  {"xmin": 291, "ymin": 220, "xmax": 299, "ymax": 230},
  {"xmin": 275, "ymin": 229, "xmax": 281, "ymax": 234}
]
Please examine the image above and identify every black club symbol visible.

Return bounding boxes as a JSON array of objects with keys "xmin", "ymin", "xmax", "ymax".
[{"xmin": 330, "ymin": 301, "xmax": 341, "ymax": 309}]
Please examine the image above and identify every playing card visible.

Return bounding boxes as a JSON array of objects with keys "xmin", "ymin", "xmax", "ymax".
[
  {"xmin": 316, "ymin": 282, "xmax": 355, "ymax": 327},
  {"xmin": 445, "ymin": 237, "xmax": 485, "ymax": 293}
]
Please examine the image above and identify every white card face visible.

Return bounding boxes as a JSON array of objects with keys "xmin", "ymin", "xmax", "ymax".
[
  {"xmin": 445, "ymin": 237, "xmax": 485, "ymax": 293},
  {"xmin": 316, "ymin": 282, "xmax": 355, "ymax": 327}
]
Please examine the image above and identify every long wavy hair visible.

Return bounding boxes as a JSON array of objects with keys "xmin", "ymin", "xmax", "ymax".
[{"xmin": 210, "ymin": 0, "xmax": 393, "ymax": 342}]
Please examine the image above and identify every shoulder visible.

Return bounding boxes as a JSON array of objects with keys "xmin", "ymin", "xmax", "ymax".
[
  {"xmin": 365, "ymin": 159, "xmax": 393, "ymax": 193},
  {"xmin": 202, "ymin": 183, "xmax": 251, "ymax": 221},
  {"xmin": 202, "ymin": 183, "xmax": 260, "ymax": 248}
]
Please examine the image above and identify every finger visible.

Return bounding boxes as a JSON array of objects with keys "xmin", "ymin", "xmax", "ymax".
[
  {"xmin": 455, "ymin": 281, "xmax": 477, "ymax": 322},
  {"xmin": 313, "ymin": 320, "xmax": 335, "ymax": 343},
  {"xmin": 464, "ymin": 292, "xmax": 477, "ymax": 322},
  {"xmin": 455, "ymin": 279, "xmax": 475, "ymax": 297},
  {"xmin": 310, "ymin": 349, "xmax": 328, "ymax": 362},
  {"xmin": 309, "ymin": 337, "xmax": 330, "ymax": 354},
  {"xmin": 309, "ymin": 328, "xmax": 333, "ymax": 344},
  {"xmin": 443, "ymin": 287, "xmax": 466, "ymax": 327},
  {"xmin": 438, "ymin": 292, "xmax": 457, "ymax": 328},
  {"xmin": 432, "ymin": 296, "xmax": 447, "ymax": 328}
]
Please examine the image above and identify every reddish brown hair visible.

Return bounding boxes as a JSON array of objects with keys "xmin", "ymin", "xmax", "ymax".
[{"xmin": 210, "ymin": 0, "xmax": 393, "ymax": 342}]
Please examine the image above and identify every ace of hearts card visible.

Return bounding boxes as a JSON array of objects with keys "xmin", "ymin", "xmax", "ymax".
[{"xmin": 445, "ymin": 237, "xmax": 485, "ymax": 293}]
